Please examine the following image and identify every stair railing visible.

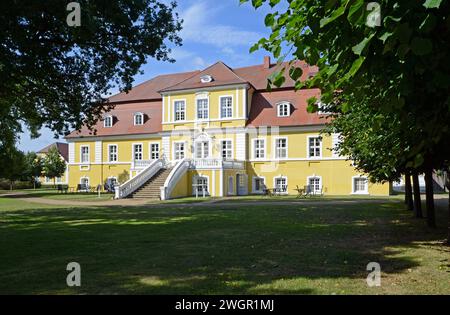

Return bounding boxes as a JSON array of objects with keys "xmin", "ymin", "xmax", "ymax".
[
  {"xmin": 115, "ymin": 159, "xmax": 163, "ymax": 199},
  {"xmin": 160, "ymin": 158, "xmax": 189, "ymax": 200}
]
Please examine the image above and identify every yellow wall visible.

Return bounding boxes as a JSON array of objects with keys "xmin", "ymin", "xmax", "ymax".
[
  {"xmin": 162, "ymin": 86, "xmax": 247, "ymax": 130},
  {"xmin": 66, "ymin": 87, "xmax": 389, "ymax": 197}
]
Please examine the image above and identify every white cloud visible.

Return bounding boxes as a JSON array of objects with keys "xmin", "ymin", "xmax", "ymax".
[
  {"xmin": 180, "ymin": 2, "xmax": 262, "ymax": 48},
  {"xmin": 193, "ymin": 56, "xmax": 207, "ymax": 68}
]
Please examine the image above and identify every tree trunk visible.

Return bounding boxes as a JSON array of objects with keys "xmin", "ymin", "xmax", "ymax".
[
  {"xmin": 412, "ymin": 171, "xmax": 423, "ymax": 218},
  {"xmin": 404, "ymin": 171, "xmax": 414, "ymax": 211},
  {"xmin": 424, "ymin": 168, "xmax": 436, "ymax": 228},
  {"xmin": 447, "ymin": 189, "xmax": 450, "ymax": 245}
]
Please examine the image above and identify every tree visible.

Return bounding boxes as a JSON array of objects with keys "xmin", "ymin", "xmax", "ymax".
[
  {"xmin": 0, "ymin": 147, "xmax": 26, "ymax": 190},
  {"xmin": 42, "ymin": 147, "xmax": 66, "ymax": 187},
  {"xmin": 244, "ymin": 0, "xmax": 450, "ymax": 228},
  {"xmin": 0, "ymin": 0, "xmax": 182, "ymax": 154},
  {"xmin": 24, "ymin": 152, "xmax": 43, "ymax": 189},
  {"xmin": 412, "ymin": 171, "xmax": 423, "ymax": 218}
]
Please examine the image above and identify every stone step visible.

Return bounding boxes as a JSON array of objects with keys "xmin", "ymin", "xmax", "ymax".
[{"xmin": 129, "ymin": 167, "xmax": 173, "ymax": 199}]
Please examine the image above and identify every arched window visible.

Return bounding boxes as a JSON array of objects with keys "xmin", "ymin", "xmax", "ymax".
[
  {"xmin": 277, "ymin": 102, "xmax": 291, "ymax": 117},
  {"xmin": 104, "ymin": 115, "xmax": 113, "ymax": 127},
  {"xmin": 134, "ymin": 112, "xmax": 144, "ymax": 125}
]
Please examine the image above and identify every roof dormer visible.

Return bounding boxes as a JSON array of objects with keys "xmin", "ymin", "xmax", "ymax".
[{"xmin": 200, "ymin": 75, "xmax": 213, "ymax": 83}]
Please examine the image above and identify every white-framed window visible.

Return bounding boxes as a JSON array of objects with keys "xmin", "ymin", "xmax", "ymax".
[
  {"xmin": 56, "ymin": 177, "xmax": 62, "ymax": 183},
  {"xmin": 108, "ymin": 144, "xmax": 118, "ymax": 162},
  {"xmin": 308, "ymin": 136, "xmax": 322, "ymax": 158},
  {"xmin": 195, "ymin": 141, "xmax": 209, "ymax": 159},
  {"xmin": 107, "ymin": 176, "xmax": 117, "ymax": 186},
  {"xmin": 104, "ymin": 115, "xmax": 113, "ymax": 127},
  {"xmin": 134, "ymin": 112, "xmax": 144, "ymax": 125},
  {"xmin": 174, "ymin": 100, "xmax": 186, "ymax": 121},
  {"xmin": 352, "ymin": 176, "xmax": 369, "ymax": 194},
  {"xmin": 277, "ymin": 102, "xmax": 291, "ymax": 117},
  {"xmin": 274, "ymin": 137, "xmax": 288, "ymax": 159},
  {"xmin": 253, "ymin": 139, "xmax": 266, "ymax": 159},
  {"xmin": 274, "ymin": 176, "xmax": 288, "ymax": 193},
  {"xmin": 150, "ymin": 143, "xmax": 159, "ymax": 160},
  {"xmin": 133, "ymin": 144, "xmax": 143, "ymax": 161},
  {"xmin": 193, "ymin": 176, "xmax": 209, "ymax": 195},
  {"xmin": 221, "ymin": 140, "xmax": 233, "ymax": 160},
  {"xmin": 308, "ymin": 176, "xmax": 322, "ymax": 194},
  {"xmin": 80, "ymin": 177, "xmax": 89, "ymax": 187},
  {"xmin": 253, "ymin": 176, "xmax": 266, "ymax": 194},
  {"xmin": 80, "ymin": 145, "xmax": 89, "ymax": 163},
  {"xmin": 220, "ymin": 96, "xmax": 233, "ymax": 118},
  {"xmin": 173, "ymin": 142, "xmax": 185, "ymax": 160},
  {"xmin": 196, "ymin": 98, "xmax": 209, "ymax": 120}
]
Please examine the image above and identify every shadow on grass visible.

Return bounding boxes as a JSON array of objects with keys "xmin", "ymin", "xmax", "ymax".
[{"xmin": 0, "ymin": 201, "xmax": 447, "ymax": 294}]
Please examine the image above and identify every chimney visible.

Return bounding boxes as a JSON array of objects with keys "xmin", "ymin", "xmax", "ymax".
[{"xmin": 263, "ymin": 56, "xmax": 271, "ymax": 69}]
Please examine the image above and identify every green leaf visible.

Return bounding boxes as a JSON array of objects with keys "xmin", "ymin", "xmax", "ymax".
[
  {"xmin": 379, "ymin": 31, "xmax": 393, "ymax": 43},
  {"xmin": 289, "ymin": 67, "xmax": 303, "ymax": 81},
  {"xmin": 347, "ymin": 0, "xmax": 365, "ymax": 26},
  {"xmin": 249, "ymin": 43, "xmax": 259, "ymax": 53},
  {"xmin": 265, "ymin": 13, "xmax": 276, "ymax": 27},
  {"xmin": 269, "ymin": 0, "xmax": 281, "ymax": 7},
  {"xmin": 346, "ymin": 56, "xmax": 365, "ymax": 78},
  {"xmin": 320, "ymin": 2, "xmax": 348, "ymax": 28},
  {"xmin": 423, "ymin": 0, "xmax": 442, "ymax": 9},
  {"xmin": 411, "ymin": 37, "xmax": 433, "ymax": 55},
  {"xmin": 251, "ymin": 0, "xmax": 264, "ymax": 9},
  {"xmin": 352, "ymin": 33, "xmax": 375, "ymax": 55}
]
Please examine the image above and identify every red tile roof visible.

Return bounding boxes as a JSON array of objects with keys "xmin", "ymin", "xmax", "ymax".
[
  {"xmin": 66, "ymin": 101, "xmax": 162, "ymax": 139},
  {"xmin": 160, "ymin": 62, "xmax": 247, "ymax": 92},
  {"xmin": 38, "ymin": 142, "xmax": 69, "ymax": 161},
  {"xmin": 247, "ymin": 88, "xmax": 328, "ymax": 127},
  {"xmin": 235, "ymin": 60, "xmax": 318, "ymax": 90},
  {"xmin": 108, "ymin": 71, "xmax": 199, "ymax": 103},
  {"xmin": 66, "ymin": 58, "xmax": 323, "ymax": 139}
]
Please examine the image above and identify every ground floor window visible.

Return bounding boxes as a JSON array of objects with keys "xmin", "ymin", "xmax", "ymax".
[
  {"xmin": 150, "ymin": 143, "xmax": 159, "ymax": 160},
  {"xmin": 274, "ymin": 176, "xmax": 287, "ymax": 193},
  {"xmin": 253, "ymin": 177, "xmax": 265, "ymax": 193},
  {"xmin": 193, "ymin": 176, "xmax": 208, "ymax": 196},
  {"xmin": 308, "ymin": 177, "xmax": 322, "ymax": 194},
  {"xmin": 174, "ymin": 142, "xmax": 185, "ymax": 160},
  {"xmin": 353, "ymin": 176, "xmax": 368, "ymax": 194},
  {"xmin": 133, "ymin": 144, "xmax": 143, "ymax": 161}
]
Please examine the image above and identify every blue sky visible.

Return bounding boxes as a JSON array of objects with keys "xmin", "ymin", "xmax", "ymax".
[{"xmin": 17, "ymin": 0, "xmax": 276, "ymax": 152}]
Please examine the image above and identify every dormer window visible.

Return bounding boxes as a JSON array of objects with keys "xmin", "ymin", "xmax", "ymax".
[
  {"xmin": 134, "ymin": 112, "xmax": 144, "ymax": 125},
  {"xmin": 200, "ymin": 75, "xmax": 213, "ymax": 83},
  {"xmin": 277, "ymin": 102, "xmax": 291, "ymax": 117},
  {"xmin": 104, "ymin": 115, "xmax": 113, "ymax": 128}
]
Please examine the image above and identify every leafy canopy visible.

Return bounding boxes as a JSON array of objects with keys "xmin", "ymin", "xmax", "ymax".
[
  {"xmin": 243, "ymin": 0, "xmax": 450, "ymax": 171},
  {"xmin": 0, "ymin": 0, "xmax": 182, "ymax": 151}
]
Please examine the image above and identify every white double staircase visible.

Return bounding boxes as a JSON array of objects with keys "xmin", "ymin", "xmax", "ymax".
[
  {"xmin": 115, "ymin": 158, "xmax": 245, "ymax": 200},
  {"xmin": 114, "ymin": 158, "xmax": 190, "ymax": 200}
]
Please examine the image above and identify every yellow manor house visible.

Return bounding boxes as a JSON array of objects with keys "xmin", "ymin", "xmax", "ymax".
[{"xmin": 65, "ymin": 57, "xmax": 390, "ymax": 199}]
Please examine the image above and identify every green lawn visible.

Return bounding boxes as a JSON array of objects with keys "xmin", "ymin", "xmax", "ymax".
[
  {"xmin": 0, "ymin": 196, "xmax": 449, "ymax": 294},
  {"xmin": 0, "ymin": 189, "xmax": 114, "ymax": 202}
]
